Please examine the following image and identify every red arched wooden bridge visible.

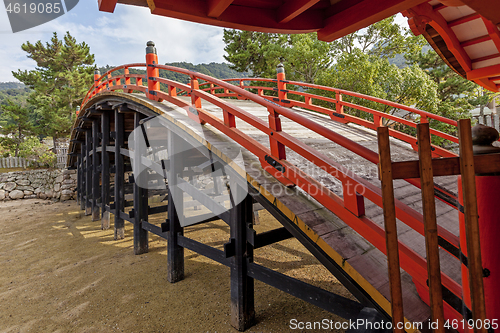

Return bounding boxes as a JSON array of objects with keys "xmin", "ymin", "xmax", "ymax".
[{"xmin": 67, "ymin": 41, "xmax": 499, "ymax": 332}]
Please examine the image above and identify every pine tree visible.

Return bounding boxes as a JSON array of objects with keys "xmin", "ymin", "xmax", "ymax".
[{"xmin": 12, "ymin": 32, "xmax": 95, "ymax": 148}]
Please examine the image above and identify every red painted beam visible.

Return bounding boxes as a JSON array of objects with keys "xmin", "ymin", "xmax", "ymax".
[
  {"xmin": 277, "ymin": 0, "xmax": 321, "ymax": 24},
  {"xmin": 482, "ymin": 18, "xmax": 500, "ymax": 52},
  {"xmin": 406, "ymin": 3, "xmax": 472, "ymax": 71},
  {"xmin": 468, "ymin": 63, "xmax": 500, "ymax": 80},
  {"xmin": 98, "ymin": 0, "xmax": 117, "ymax": 13},
  {"xmin": 149, "ymin": 0, "xmax": 322, "ymax": 33},
  {"xmin": 447, "ymin": 13, "xmax": 480, "ymax": 28},
  {"xmin": 207, "ymin": 0, "xmax": 234, "ymax": 18},
  {"xmin": 471, "ymin": 53, "xmax": 500, "ymax": 64},
  {"xmin": 461, "ymin": 34, "xmax": 491, "ymax": 48},
  {"xmin": 317, "ymin": 0, "xmax": 428, "ymax": 42}
]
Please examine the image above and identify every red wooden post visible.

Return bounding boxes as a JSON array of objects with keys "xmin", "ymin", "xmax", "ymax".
[
  {"xmin": 336, "ymin": 91, "xmax": 344, "ymax": 114},
  {"xmin": 223, "ymin": 110, "xmax": 236, "ymax": 128},
  {"xmin": 277, "ymin": 63, "xmax": 287, "ymax": 106},
  {"xmin": 374, "ymin": 115, "xmax": 382, "ymax": 127},
  {"xmin": 146, "ymin": 41, "xmax": 160, "ymax": 101},
  {"xmin": 191, "ymin": 77, "xmax": 202, "ymax": 109},
  {"xmin": 268, "ymin": 106, "xmax": 286, "ymax": 160},
  {"xmin": 168, "ymin": 85, "xmax": 177, "ymax": 97},
  {"xmin": 124, "ymin": 67, "xmax": 132, "ymax": 93},
  {"xmin": 238, "ymin": 80, "xmax": 246, "ymax": 100},
  {"xmin": 107, "ymin": 73, "xmax": 113, "ymax": 89},
  {"xmin": 342, "ymin": 179, "xmax": 365, "ymax": 217},
  {"xmin": 93, "ymin": 69, "xmax": 101, "ymax": 95}
]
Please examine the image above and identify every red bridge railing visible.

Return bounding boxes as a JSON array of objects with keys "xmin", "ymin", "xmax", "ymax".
[
  {"xmin": 199, "ymin": 77, "xmax": 459, "ymax": 158},
  {"xmin": 78, "ymin": 42, "xmax": 465, "ymax": 325}
]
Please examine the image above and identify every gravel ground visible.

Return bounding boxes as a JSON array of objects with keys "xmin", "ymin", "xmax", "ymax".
[{"xmin": 0, "ymin": 199, "xmax": 354, "ymax": 332}]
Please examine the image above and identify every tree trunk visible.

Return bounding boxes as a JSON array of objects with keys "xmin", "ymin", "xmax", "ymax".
[
  {"xmin": 53, "ymin": 137, "xmax": 58, "ymax": 153},
  {"xmin": 480, "ymin": 104, "xmax": 485, "ymax": 124}
]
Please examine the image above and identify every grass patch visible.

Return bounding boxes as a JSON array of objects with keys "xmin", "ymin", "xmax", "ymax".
[{"xmin": 0, "ymin": 168, "xmax": 25, "ymax": 173}]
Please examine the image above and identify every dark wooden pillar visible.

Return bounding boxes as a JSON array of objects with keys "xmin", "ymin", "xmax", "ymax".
[
  {"xmin": 80, "ymin": 144, "xmax": 86, "ymax": 210},
  {"xmin": 167, "ymin": 130, "xmax": 184, "ymax": 283},
  {"xmin": 230, "ymin": 187, "xmax": 255, "ymax": 331},
  {"xmin": 101, "ymin": 112, "xmax": 111, "ymax": 230},
  {"xmin": 114, "ymin": 110, "xmax": 125, "ymax": 240},
  {"xmin": 76, "ymin": 155, "xmax": 81, "ymax": 205},
  {"xmin": 133, "ymin": 113, "xmax": 149, "ymax": 254},
  {"xmin": 92, "ymin": 119, "xmax": 101, "ymax": 221},
  {"xmin": 85, "ymin": 130, "xmax": 92, "ymax": 216}
]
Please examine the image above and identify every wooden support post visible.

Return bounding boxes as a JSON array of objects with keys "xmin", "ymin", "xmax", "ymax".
[
  {"xmin": 146, "ymin": 41, "xmax": 160, "ymax": 101},
  {"xmin": 92, "ymin": 119, "xmax": 101, "ymax": 221},
  {"xmin": 114, "ymin": 111, "xmax": 125, "ymax": 240},
  {"xmin": 76, "ymin": 155, "xmax": 81, "ymax": 205},
  {"xmin": 133, "ymin": 113, "xmax": 149, "ymax": 255},
  {"xmin": 458, "ymin": 119, "xmax": 487, "ymax": 332},
  {"xmin": 417, "ymin": 123, "xmax": 445, "ymax": 333},
  {"xmin": 80, "ymin": 145, "xmax": 86, "ymax": 210},
  {"xmin": 377, "ymin": 127, "xmax": 404, "ymax": 332},
  {"xmin": 101, "ymin": 112, "xmax": 111, "ymax": 230},
  {"xmin": 167, "ymin": 130, "xmax": 184, "ymax": 282},
  {"xmin": 230, "ymin": 186, "xmax": 255, "ymax": 331},
  {"xmin": 85, "ymin": 130, "xmax": 92, "ymax": 216},
  {"xmin": 276, "ymin": 63, "xmax": 287, "ymax": 106}
]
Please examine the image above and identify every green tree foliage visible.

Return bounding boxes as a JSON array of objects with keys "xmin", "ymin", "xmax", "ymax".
[
  {"xmin": 223, "ymin": 30, "xmax": 286, "ymax": 78},
  {"xmin": 223, "ymin": 31, "xmax": 336, "ymax": 83},
  {"xmin": 0, "ymin": 99, "xmax": 35, "ymax": 157},
  {"xmin": 0, "ymin": 86, "xmax": 30, "ymax": 107},
  {"xmin": 12, "ymin": 32, "xmax": 95, "ymax": 146},
  {"xmin": 223, "ymin": 16, "xmax": 423, "ymax": 83},
  {"xmin": 405, "ymin": 47, "xmax": 497, "ymax": 143},
  {"xmin": 0, "ymin": 82, "xmax": 25, "ymax": 91},
  {"xmin": 316, "ymin": 50, "xmax": 440, "ymax": 143}
]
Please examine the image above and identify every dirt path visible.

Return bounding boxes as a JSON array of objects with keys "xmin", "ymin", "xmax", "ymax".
[{"xmin": 0, "ymin": 199, "xmax": 352, "ymax": 332}]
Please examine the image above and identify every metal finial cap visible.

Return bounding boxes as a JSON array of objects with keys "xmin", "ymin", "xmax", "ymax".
[
  {"xmin": 94, "ymin": 69, "xmax": 100, "ymax": 75},
  {"xmin": 277, "ymin": 62, "xmax": 285, "ymax": 74},
  {"xmin": 471, "ymin": 124, "xmax": 500, "ymax": 155},
  {"xmin": 146, "ymin": 41, "xmax": 157, "ymax": 54},
  {"xmin": 76, "ymin": 106, "xmax": 80, "ymax": 111}
]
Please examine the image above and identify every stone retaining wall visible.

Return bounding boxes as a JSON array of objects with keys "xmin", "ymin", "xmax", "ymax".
[{"xmin": 0, "ymin": 169, "xmax": 77, "ymax": 201}]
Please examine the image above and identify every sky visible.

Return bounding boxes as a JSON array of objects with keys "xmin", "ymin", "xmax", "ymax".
[
  {"xmin": 0, "ymin": 1, "xmax": 227, "ymax": 82},
  {"xmin": 0, "ymin": 2, "xmax": 410, "ymax": 83}
]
